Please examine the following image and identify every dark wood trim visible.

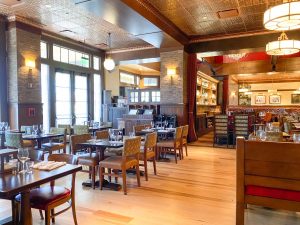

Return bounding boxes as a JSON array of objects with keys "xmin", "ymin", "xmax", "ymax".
[
  {"xmin": 160, "ymin": 103, "xmax": 188, "ymax": 126},
  {"xmin": 8, "ymin": 21, "xmax": 42, "ymax": 35},
  {"xmin": 121, "ymin": 0, "xmax": 189, "ymax": 45}
]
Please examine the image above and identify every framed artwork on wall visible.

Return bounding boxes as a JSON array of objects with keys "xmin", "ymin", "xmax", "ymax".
[
  {"xmin": 255, "ymin": 95, "xmax": 266, "ymax": 104},
  {"xmin": 269, "ymin": 94, "xmax": 281, "ymax": 104},
  {"xmin": 291, "ymin": 94, "xmax": 300, "ymax": 104}
]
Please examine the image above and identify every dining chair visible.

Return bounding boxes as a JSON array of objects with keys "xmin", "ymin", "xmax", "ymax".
[
  {"xmin": 99, "ymin": 137, "xmax": 141, "ymax": 195},
  {"xmin": 57, "ymin": 124, "xmax": 72, "ymax": 143},
  {"xmin": 15, "ymin": 154, "xmax": 78, "ymax": 225},
  {"xmin": 133, "ymin": 124, "xmax": 146, "ymax": 136},
  {"xmin": 73, "ymin": 125, "xmax": 89, "ymax": 135},
  {"xmin": 156, "ymin": 126, "xmax": 183, "ymax": 164},
  {"xmin": 181, "ymin": 125, "xmax": 189, "ymax": 157},
  {"xmin": 95, "ymin": 130, "xmax": 109, "ymax": 139},
  {"xmin": 70, "ymin": 134, "xmax": 99, "ymax": 189},
  {"xmin": 140, "ymin": 132, "xmax": 157, "ymax": 181},
  {"xmin": 5, "ymin": 132, "xmax": 34, "ymax": 149},
  {"xmin": 20, "ymin": 126, "xmax": 36, "ymax": 147},
  {"xmin": 42, "ymin": 128, "xmax": 67, "ymax": 154}
]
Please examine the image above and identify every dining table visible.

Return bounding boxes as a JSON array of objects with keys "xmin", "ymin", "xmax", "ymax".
[
  {"xmin": 89, "ymin": 124, "xmax": 113, "ymax": 135},
  {"xmin": 0, "ymin": 164, "xmax": 82, "ymax": 225},
  {"xmin": 22, "ymin": 133, "xmax": 64, "ymax": 149},
  {"xmin": 77, "ymin": 139, "xmax": 123, "ymax": 190},
  {"xmin": 138, "ymin": 128, "xmax": 175, "ymax": 140}
]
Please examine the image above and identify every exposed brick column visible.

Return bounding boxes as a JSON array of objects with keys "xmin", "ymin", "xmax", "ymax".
[
  {"xmin": 7, "ymin": 22, "xmax": 42, "ymax": 129},
  {"xmin": 160, "ymin": 49, "xmax": 188, "ymax": 125}
]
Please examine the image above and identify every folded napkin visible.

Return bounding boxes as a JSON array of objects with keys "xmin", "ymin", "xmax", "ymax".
[{"xmin": 33, "ymin": 161, "xmax": 66, "ymax": 171}]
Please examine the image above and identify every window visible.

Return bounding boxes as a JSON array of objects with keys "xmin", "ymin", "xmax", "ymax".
[
  {"xmin": 41, "ymin": 64, "xmax": 50, "ymax": 131},
  {"xmin": 74, "ymin": 75, "xmax": 88, "ymax": 125},
  {"xmin": 93, "ymin": 56, "xmax": 100, "ymax": 70},
  {"xmin": 40, "ymin": 42, "xmax": 48, "ymax": 59},
  {"xmin": 53, "ymin": 44, "xmax": 90, "ymax": 68},
  {"xmin": 94, "ymin": 74, "xmax": 101, "ymax": 122},
  {"xmin": 152, "ymin": 91, "xmax": 160, "ymax": 102},
  {"xmin": 130, "ymin": 91, "xmax": 139, "ymax": 103},
  {"xmin": 120, "ymin": 72, "xmax": 135, "ymax": 85},
  {"xmin": 136, "ymin": 76, "xmax": 140, "ymax": 86},
  {"xmin": 141, "ymin": 91, "xmax": 149, "ymax": 102},
  {"xmin": 144, "ymin": 77, "xmax": 158, "ymax": 87}
]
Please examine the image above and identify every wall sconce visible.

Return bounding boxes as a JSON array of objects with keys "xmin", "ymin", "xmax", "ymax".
[
  {"xmin": 25, "ymin": 59, "xmax": 35, "ymax": 89},
  {"xmin": 167, "ymin": 68, "xmax": 176, "ymax": 85}
]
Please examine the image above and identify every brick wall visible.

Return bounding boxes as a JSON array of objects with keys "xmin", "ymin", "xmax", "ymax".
[{"xmin": 160, "ymin": 50, "xmax": 187, "ymax": 104}]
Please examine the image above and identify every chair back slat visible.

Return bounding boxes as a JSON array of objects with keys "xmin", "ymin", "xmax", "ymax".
[
  {"xmin": 96, "ymin": 130, "xmax": 109, "ymax": 139},
  {"xmin": 144, "ymin": 132, "xmax": 157, "ymax": 150},
  {"xmin": 133, "ymin": 125, "xmax": 145, "ymax": 134},
  {"xmin": 48, "ymin": 153, "xmax": 77, "ymax": 165},
  {"xmin": 70, "ymin": 134, "xmax": 91, "ymax": 154},
  {"xmin": 123, "ymin": 137, "xmax": 141, "ymax": 157}
]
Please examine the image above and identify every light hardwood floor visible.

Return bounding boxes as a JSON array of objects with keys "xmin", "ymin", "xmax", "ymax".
[{"xmin": 1, "ymin": 146, "xmax": 300, "ymax": 225}]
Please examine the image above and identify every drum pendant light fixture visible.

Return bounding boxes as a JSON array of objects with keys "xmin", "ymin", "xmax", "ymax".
[
  {"xmin": 264, "ymin": 1, "xmax": 300, "ymax": 31},
  {"xmin": 266, "ymin": 32, "xmax": 300, "ymax": 55},
  {"xmin": 103, "ymin": 33, "xmax": 115, "ymax": 71}
]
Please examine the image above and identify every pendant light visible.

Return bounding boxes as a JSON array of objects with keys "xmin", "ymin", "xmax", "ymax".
[
  {"xmin": 103, "ymin": 33, "xmax": 115, "ymax": 71},
  {"xmin": 264, "ymin": 1, "xmax": 300, "ymax": 31},
  {"xmin": 266, "ymin": 32, "xmax": 300, "ymax": 55}
]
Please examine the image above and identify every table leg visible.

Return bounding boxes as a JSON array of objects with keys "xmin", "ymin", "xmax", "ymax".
[
  {"xmin": 20, "ymin": 189, "xmax": 32, "ymax": 225},
  {"xmin": 37, "ymin": 140, "xmax": 42, "ymax": 149}
]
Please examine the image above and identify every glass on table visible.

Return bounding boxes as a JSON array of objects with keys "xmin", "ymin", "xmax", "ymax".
[
  {"xmin": 8, "ymin": 158, "xmax": 19, "ymax": 175},
  {"xmin": 39, "ymin": 124, "xmax": 44, "ymax": 134},
  {"xmin": 26, "ymin": 161, "xmax": 34, "ymax": 174},
  {"xmin": 17, "ymin": 148, "xmax": 29, "ymax": 174},
  {"xmin": 129, "ymin": 132, "xmax": 134, "ymax": 137},
  {"xmin": 32, "ymin": 125, "xmax": 38, "ymax": 135},
  {"xmin": 257, "ymin": 130, "xmax": 267, "ymax": 141},
  {"xmin": 293, "ymin": 133, "xmax": 300, "ymax": 143}
]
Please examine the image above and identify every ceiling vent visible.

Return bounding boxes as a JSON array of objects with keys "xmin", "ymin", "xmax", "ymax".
[
  {"xmin": 217, "ymin": 9, "xmax": 239, "ymax": 19},
  {"xmin": 0, "ymin": 0, "xmax": 24, "ymax": 7}
]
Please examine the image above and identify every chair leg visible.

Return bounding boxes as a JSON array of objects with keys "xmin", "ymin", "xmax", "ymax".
[
  {"xmin": 71, "ymin": 199, "xmax": 78, "ymax": 225},
  {"xmin": 89, "ymin": 166, "xmax": 92, "ymax": 179},
  {"xmin": 51, "ymin": 209, "xmax": 55, "ymax": 223},
  {"xmin": 144, "ymin": 159, "xmax": 148, "ymax": 181},
  {"xmin": 185, "ymin": 144, "xmax": 188, "ymax": 156},
  {"xmin": 136, "ymin": 165, "xmax": 141, "ymax": 187},
  {"xmin": 174, "ymin": 149, "xmax": 178, "ymax": 164},
  {"xmin": 114, "ymin": 169, "xmax": 118, "ymax": 183},
  {"xmin": 108, "ymin": 168, "xmax": 112, "ymax": 182},
  {"xmin": 99, "ymin": 167, "xmax": 104, "ymax": 190},
  {"xmin": 45, "ymin": 210, "xmax": 51, "ymax": 225},
  {"xmin": 236, "ymin": 203, "xmax": 245, "ymax": 225},
  {"xmin": 92, "ymin": 167, "xmax": 96, "ymax": 189},
  {"xmin": 11, "ymin": 200, "xmax": 19, "ymax": 225},
  {"xmin": 122, "ymin": 168, "xmax": 127, "ymax": 195},
  {"xmin": 39, "ymin": 209, "xmax": 44, "ymax": 220},
  {"xmin": 153, "ymin": 157, "xmax": 157, "ymax": 175}
]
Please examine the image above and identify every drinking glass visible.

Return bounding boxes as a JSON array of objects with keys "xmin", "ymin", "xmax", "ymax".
[
  {"xmin": 17, "ymin": 148, "xmax": 29, "ymax": 174},
  {"xmin": 129, "ymin": 132, "xmax": 134, "ymax": 137},
  {"xmin": 293, "ymin": 133, "xmax": 300, "ymax": 143},
  {"xmin": 257, "ymin": 130, "xmax": 267, "ymax": 141},
  {"xmin": 118, "ymin": 130, "xmax": 123, "ymax": 141},
  {"xmin": 26, "ymin": 161, "xmax": 34, "ymax": 174},
  {"xmin": 266, "ymin": 122, "xmax": 273, "ymax": 131},
  {"xmin": 4, "ymin": 122, "xmax": 8, "ymax": 130},
  {"xmin": 0, "ymin": 122, "xmax": 4, "ymax": 131},
  {"xmin": 92, "ymin": 135, "xmax": 97, "ymax": 143},
  {"xmin": 33, "ymin": 125, "xmax": 38, "ymax": 135},
  {"xmin": 39, "ymin": 124, "xmax": 44, "ymax": 134},
  {"xmin": 150, "ymin": 121, "xmax": 154, "ymax": 128},
  {"xmin": 109, "ymin": 129, "xmax": 116, "ymax": 141}
]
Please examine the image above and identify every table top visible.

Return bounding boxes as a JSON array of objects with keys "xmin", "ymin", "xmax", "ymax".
[
  {"xmin": 0, "ymin": 164, "xmax": 82, "ymax": 198},
  {"xmin": 77, "ymin": 140, "xmax": 123, "ymax": 149},
  {"xmin": 0, "ymin": 149, "xmax": 18, "ymax": 157},
  {"xmin": 89, "ymin": 125, "xmax": 112, "ymax": 131},
  {"xmin": 0, "ymin": 130, "xmax": 24, "ymax": 135},
  {"xmin": 139, "ymin": 128, "xmax": 175, "ymax": 135},
  {"xmin": 22, "ymin": 133, "xmax": 64, "ymax": 140}
]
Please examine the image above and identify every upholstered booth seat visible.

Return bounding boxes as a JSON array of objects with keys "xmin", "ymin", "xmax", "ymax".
[
  {"xmin": 246, "ymin": 185, "xmax": 300, "ymax": 202},
  {"xmin": 16, "ymin": 186, "xmax": 70, "ymax": 210}
]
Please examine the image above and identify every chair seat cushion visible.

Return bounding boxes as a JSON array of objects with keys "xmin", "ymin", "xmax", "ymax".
[
  {"xmin": 157, "ymin": 141, "xmax": 173, "ymax": 148},
  {"xmin": 23, "ymin": 140, "xmax": 35, "ymax": 147},
  {"xmin": 100, "ymin": 156, "xmax": 137, "ymax": 169},
  {"xmin": 77, "ymin": 153, "xmax": 99, "ymax": 166},
  {"xmin": 105, "ymin": 147, "xmax": 123, "ymax": 156},
  {"xmin": 15, "ymin": 186, "xmax": 70, "ymax": 210},
  {"xmin": 139, "ymin": 150, "xmax": 155, "ymax": 160},
  {"xmin": 246, "ymin": 185, "xmax": 300, "ymax": 202}
]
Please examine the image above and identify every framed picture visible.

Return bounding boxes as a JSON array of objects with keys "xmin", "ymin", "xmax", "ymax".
[
  {"xmin": 269, "ymin": 94, "xmax": 281, "ymax": 104},
  {"xmin": 28, "ymin": 107, "xmax": 36, "ymax": 117},
  {"xmin": 292, "ymin": 94, "xmax": 300, "ymax": 104},
  {"xmin": 255, "ymin": 95, "xmax": 266, "ymax": 104}
]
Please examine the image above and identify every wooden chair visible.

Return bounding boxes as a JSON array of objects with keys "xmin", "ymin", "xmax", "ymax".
[
  {"xmin": 156, "ymin": 126, "xmax": 183, "ymax": 164},
  {"xmin": 20, "ymin": 126, "xmax": 36, "ymax": 148},
  {"xmin": 57, "ymin": 124, "xmax": 72, "ymax": 143},
  {"xmin": 133, "ymin": 124, "xmax": 146, "ymax": 136},
  {"xmin": 181, "ymin": 125, "xmax": 189, "ymax": 157},
  {"xmin": 95, "ymin": 130, "xmax": 109, "ymax": 139},
  {"xmin": 15, "ymin": 154, "xmax": 78, "ymax": 225},
  {"xmin": 140, "ymin": 132, "xmax": 157, "ymax": 181},
  {"xmin": 70, "ymin": 134, "xmax": 99, "ymax": 189},
  {"xmin": 42, "ymin": 128, "xmax": 67, "ymax": 154},
  {"xmin": 99, "ymin": 137, "xmax": 141, "ymax": 195},
  {"xmin": 73, "ymin": 125, "xmax": 89, "ymax": 135},
  {"xmin": 236, "ymin": 137, "xmax": 300, "ymax": 225}
]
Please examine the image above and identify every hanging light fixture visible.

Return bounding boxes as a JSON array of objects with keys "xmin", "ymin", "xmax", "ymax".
[
  {"xmin": 264, "ymin": 1, "xmax": 300, "ymax": 31},
  {"xmin": 266, "ymin": 32, "xmax": 300, "ymax": 55},
  {"xmin": 103, "ymin": 33, "xmax": 115, "ymax": 71}
]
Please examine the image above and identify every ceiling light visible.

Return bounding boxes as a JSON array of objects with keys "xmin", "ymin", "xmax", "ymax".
[
  {"xmin": 266, "ymin": 32, "xmax": 300, "ymax": 55},
  {"xmin": 103, "ymin": 33, "xmax": 115, "ymax": 71},
  {"xmin": 264, "ymin": 1, "xmax": 300, "ymax": 31}
]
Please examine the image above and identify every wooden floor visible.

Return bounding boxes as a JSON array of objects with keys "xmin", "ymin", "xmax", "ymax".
[{"xmin": 1, "ymin": 146, "xmax": 300, "ymax": 225}]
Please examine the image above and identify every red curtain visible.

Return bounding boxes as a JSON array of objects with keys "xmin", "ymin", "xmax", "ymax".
[
  {"xmin": 222, "ymin": 76, "xmax": 229, "ymax": 114},
  {"xmin": 187, "ymin": 53, "xmax": 197, "ymax": 142}
]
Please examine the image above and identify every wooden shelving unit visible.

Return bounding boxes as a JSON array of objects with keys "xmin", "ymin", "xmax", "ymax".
[{"xmin": 196, "ymin": 72, "xmax": 218, "ymax": 106}]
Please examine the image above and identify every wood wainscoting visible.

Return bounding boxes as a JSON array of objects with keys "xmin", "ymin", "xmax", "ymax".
[{"xmin": 160, "ymin": 103, "xmax": 188, "ymax": 126}]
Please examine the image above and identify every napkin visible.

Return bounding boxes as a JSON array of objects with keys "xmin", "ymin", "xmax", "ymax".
[{"xmin": 33, "ymin": 161, "xmax": 66, "ymax": 171}]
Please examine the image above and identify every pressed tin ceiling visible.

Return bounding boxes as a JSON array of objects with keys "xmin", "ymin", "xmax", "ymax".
[
  {"xmin": 142, "ymin": 0, "xmax": 286, "ymax": 37},
  {"xmin": 0, "ymin": 0, "xmax": 152, "ymax": 50}
]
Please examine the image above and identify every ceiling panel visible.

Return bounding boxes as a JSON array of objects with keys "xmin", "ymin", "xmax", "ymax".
[
  {"xmin": 0, "ymin": 0, "xmax": 152, "ymax": 50},
  {"xmin": 143, "ymin": 0, "xmax": 286, "ymax": 37}
]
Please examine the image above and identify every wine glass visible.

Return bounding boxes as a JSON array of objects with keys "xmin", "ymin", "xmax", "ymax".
[
  {"xmin": 109, "ymin": 129, "xmax": 116, "ymax": 141},
  {"xmin": 257, "ymin": 130, "xmax": 267, "ymax": 141},
  {"xmin": 4, "ymin": 122, "xmax": 8, "ymax": 130},
  {"xmin": 18, "ymin": 148, "xmax": 29, "ymax": 174},
  {"xmin": 32, "ymin": 125, "xmax": 38, "ymax": 135},
  {"xmin": 39, "ymin": 124, "xmax": 44, "ymax": 134},
  {"xmin": 118, "ymin": 130, "xmax": 123, "ymax": 141}
]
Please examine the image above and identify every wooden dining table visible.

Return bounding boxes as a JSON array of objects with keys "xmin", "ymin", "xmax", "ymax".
[
  {"xmin": 0, "ymin": 164, "xmax": 82, "ymax": 225},
  {"xmin": 22, "ymin": 133, "xmax": 64, "ymax": 148}
]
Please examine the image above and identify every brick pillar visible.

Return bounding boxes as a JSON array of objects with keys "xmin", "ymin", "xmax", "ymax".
[
  {"xmin": 7, "ymin": 22, "xmax": 42, "ymax": 129},
  {"xmin": 160, "ymin": 49, "xmax": 188, "ymax": 125}
]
